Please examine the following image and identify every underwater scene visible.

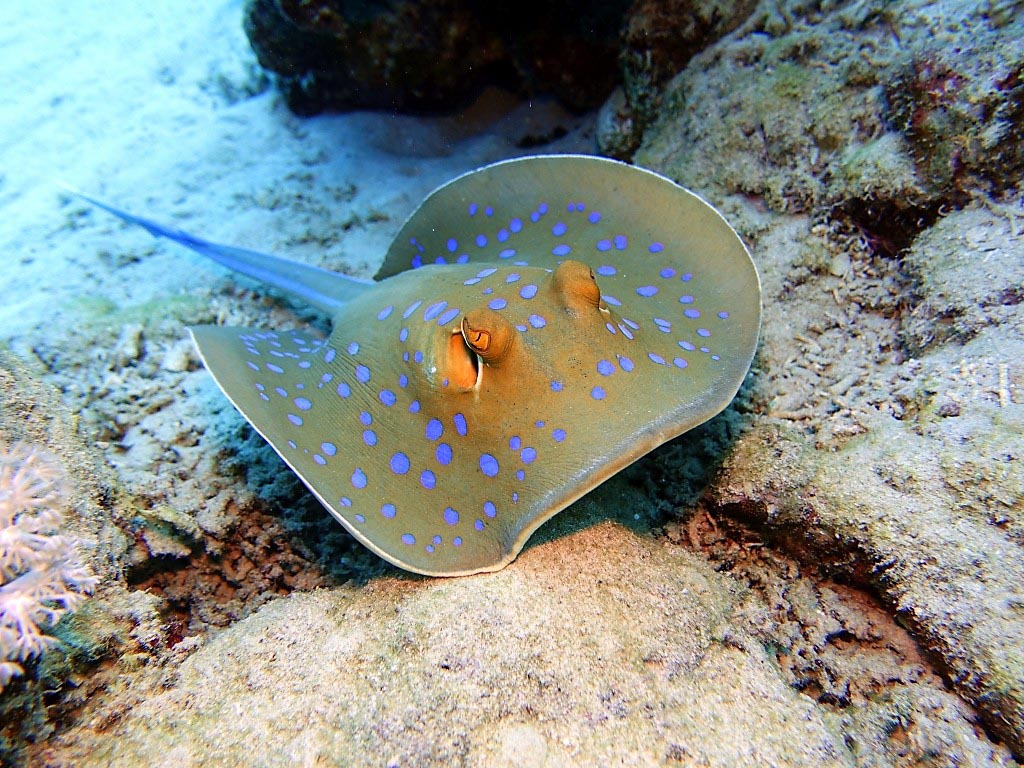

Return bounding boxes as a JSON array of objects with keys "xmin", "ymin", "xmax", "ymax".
[{"xmin": 0, "ymin": 0, "xmax": 1021, "ymax": 765}]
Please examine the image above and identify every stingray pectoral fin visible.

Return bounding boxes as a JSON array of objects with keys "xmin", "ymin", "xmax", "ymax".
[{"xmin": 188, "ymin": 324, "xmax": 436, "ymax": 573}]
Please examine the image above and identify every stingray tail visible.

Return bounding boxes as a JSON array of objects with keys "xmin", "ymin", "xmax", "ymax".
[{"xmin": 65, "ymin": 187, "xmax": 372, "ymax": 314}]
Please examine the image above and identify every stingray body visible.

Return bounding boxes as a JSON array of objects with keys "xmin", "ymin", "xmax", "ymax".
[{"xmin": 84, "ymin": 155, "xmax": 760, "ymax": 576}]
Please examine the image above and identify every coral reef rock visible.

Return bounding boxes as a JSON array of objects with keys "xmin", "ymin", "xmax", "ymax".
[{"xmin": 244, "ymin": 0, "xmax": 630, "ymax": 115}]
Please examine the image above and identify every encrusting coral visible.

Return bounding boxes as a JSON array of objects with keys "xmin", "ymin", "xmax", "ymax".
[{"xmin": 0, "ymin": 441, "xmax": 96, "ymax": 690}]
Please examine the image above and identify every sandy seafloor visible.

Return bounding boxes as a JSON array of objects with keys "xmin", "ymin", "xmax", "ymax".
[{"xmin": 2, "ymin": 1, "xmax": 1024, "ymax": 767}]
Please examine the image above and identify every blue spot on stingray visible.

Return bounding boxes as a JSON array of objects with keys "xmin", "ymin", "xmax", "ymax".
[
  {"xmin": 354, "ymin": 513, "xmax": 365, "ymax": 523},
  {"xmin": 414, "ymin": 351, "xmax": 424, "ymax": 363},
  {"xmin": 379, "ymin": 390, "xmax": 397, "ymax": 407},
  {"xmin": 623, "ymin": 318, "xmax": 640, "ymax": 330},
  {"xmin": 679, "ymin": 340, "xmax": 696, "ymax": 351},
  {"xmin": 516, "ymin": 469, "xmax": 525, "ymax": 481},
  {"xmin": 499, "ymin": 249, "xmax": 516, "ymax": 259},
  {"xmin": 420, "ymin": 469, "xmax": 436, "ymax": 489},
  {"xmin": 340, "ymin": 497, "xmax": 352, "ymax": 507},
  {"xmin": 432, "ymin": 535, "xmax": 442, "ymax": 545},
  {"xmin": 659, "ymin": 267, "xmax": 675, "ymax": 279},
  {"xmin": 698, "ymin": 328, "xmax": 711, "ymax": 337},
  {"xmin": 423, "ymin": 301, "xmax": 448, "ymax": 321},
  {"xmin": 497, "ymin": 229, "xmax": 509, "ymax": 242},
  {"xmin": 468, "ymin": 203, "xmax": 478, "ymax": 216},
  {"xmin": 478, "ymin": 267, "xmax": 498, "ymax": 278},
  {"xmin": 382, "ymin": 503, "xmax": 396, "ymax": 519},
  {"xmin": 520, "ymin": 284, "xmax": 538, "ymax": 300},
  {"xmin": 528, "ymin": 314, "xmax": 547, "ymax": 328},
  {"xmin": 399, "ymin": 374, "xmax": 409, "ymax": 388},
  {"xmin": 402, "ymin": 533, "xmax": 415, "ymax": 545},
  {"xmin": 426, "ymin": 418, "xmax": 443, "ymax": 440},
  {"xmin": 266, "ymin": 363, "xmax": 284, "ymax": 374},
  {"xmin": 348, "ymin": 342, "xmax": 360, "ymax": 355},
  {"xmin": 390, "ymin": 452, "xmax": 410, "ymax": 474},
  {"xmin": 552, "ymin": 222, "xmax": 567, "ymax": 236},
  {"xmin": 246, "ymin": 361, "xmax": 259, "ymax": 372},
  {"xmin": 681, "ymin": 272, "xmax": 694, "ymax": 282},
  {"xmin": 597, "ymin": 360, "xmax": 614, "ymax": 376},
  {"xmin": 591, "ymin": 386, "xmax": 606, "ymax": 400},
  {"xmin": 614, "ymin": 235, "xmax": 628, "ymax": 250},
  {"xmin": 360, "ymin": 411, "xmax": 373, "ymax": 426},
  {"xmin": 411, "ymin": 255, "xmax": 422, "ymax": 268},
  {"xmin": 488, "ymin": 297, "xmax": 507, "ymax": 310},
  {"xmin": 553, "ymin": 428, "xmax": 567, "ymax": 442},
  {"xmin": 454, "ymin": 413, "xmax": 468, "ymax": 436},
  {"xmin": 475, "ymin": 520, "xmax": 485, "ymax": 531},
  {"xmin": 551, "ymin": 381, "xmax": 563, "ymax": 392},
  {"xmin": 378, "ymin": 305, "xmax": 393, "ymax": 321},
  {"xmin": 436, "ymin": 443, "xmax": 453, "ymax": 465},
  {"xmin": 437, "ymin": 307, "xmax": 460, "ymax": 325},
  {"xmin": 322, "ymin": 442, "xmax": 337, "ymax": 456},
  {"xmin": 294, "ymin": 397, "xmax": 312, "ymax": 410},
  {"xmin": 480, "ymin": 454, "xmax": 499, "ymax": 477},
  {"xmin": 356, "ymin": 365, "xmax": 371, "ymax": 383},
  {"xmin": 453, "ymin": 536, "xmax": 463, "ymax": 547},
  {"xmin": 351, "ymin": 469, "xmax": 367, "ymax": 489},
  {"xmin": 485, "ymin": 206, "xmax": 494, "ymax": 216},
  {"xmin": 287, "ymin": 413, "xmax": 303, "ymax": 426},
  {"xmin": 604, "ymin": 295, "xmax": 622, "ymax": 306},
  {"xmin": 409, "ymin": 400, "xmax": 421, "ymax": 413},
  {"xmin": 619, "ymin": 325, "xmax": 634, "ymax": 340},
  {"xmin": 521, "ymin": 447, "xmax": 537, "ymax": 464},
  {"xmin": 606, "ymin": 322, "xmax": 617, "ymax": 335},
  {"xmin": 324, "ymin": 348, "xmax": 336, "ymax": 363},
  {"xmin": 362, "ymin": 430, "xmax": 377, "ymax": 446},
  {"xmin": 684, "ymin": 308, "xmax": 701, "ymax": 319},
  {"xmin": 337, "ymin": 382, "xmax": 351, "ymax": 398},
  {"xmin": 275, "ymin": 387, "xmax": 287, "ymax": 398},
  {"xmin": 552, "ymin": 244, "xmax": 571, "ymax": 256},
  {"xmin": 403, "ymin": 300, "xmax": 423, "ymax": 319},
  {"xmin": 637, "ymin": 285, "xmax": 659, "ymax": 297},
  {"xmin": 539, "ymin": 203, "xmax": 548, "ymax": 214},
  {"xmin": 597, "ymin": 239, "xmax": 611, "ymax": 251},
  {"xmin": 618, "ymin": 355, "xmax": 635, "ymax": 372},
  {"xmin": 650, "ymin": 242, "xmax": 665, "ymax": 253},
  {"xmin": 530, "ymin": 211, "xmax": 540, "ymax": 223},
  {"xmin": 648, "ymin": 352, "xmax": 666, "ymax": 365},
  {"xmin": 510, "ymin": 217, "xmax": 523, "ymax": 232},
  {"xmin": 718, "ymin": 311, "xmax": 730, "ymax": 319},
  {"xmin": 506, "ymin": 272, "xmax": 521, "ymax": 283},
  {"xmin": 444, "ymin": 507, "xmax": 460, "ymax": 525},
  {"xmin": 588, "ymin": 211, "xmax": 602, "ymax": 223},
  {"xmin": 476, "ymin": 234, "xmax": 487, "ymax": 248},
  {"xmin": 447, "ymin": 238, "xmax": 458, "ymax": 253},
  {"xmin": 596, "ymin": 265, "xmax": 616, "ymax": 276},
  {"xmin": 674, "ymin": 357, "xmax": 689, "ymax": 368},
  {"xmin": 484, "ymin": 501, "xmax": 497, "ymax": 518},
  {"xmin": 509, "ymin": 435, "xmax": 521, "ymax": 451}
]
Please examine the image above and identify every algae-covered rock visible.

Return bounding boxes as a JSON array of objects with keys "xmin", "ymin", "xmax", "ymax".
[
  {"xmin": 243, "ymin": 0, "xmax": 629, "ymax": 115},
  {"xmin": 900, "ymin": 202, "xmax": 1024, "ymax": 356},
  {"xmin": 636, "ymin": 0, "xmax": 1024, "ymax": 220},
  {"xmin": 45, "ymin": 521, "xmax": 858, "ymax": 768}
]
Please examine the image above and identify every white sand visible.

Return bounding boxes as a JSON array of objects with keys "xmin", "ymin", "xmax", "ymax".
[{"xmin": 0, "ymin": 0, "xmax": 591, "ymax": 344}]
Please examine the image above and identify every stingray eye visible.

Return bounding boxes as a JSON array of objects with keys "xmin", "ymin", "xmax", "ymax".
[
  {"xmin": 464, "ymin": 325, "xmax": 491, "ymax": 354},
  {"xmin": 551, "ymin": 259, "xmax": 601, "ymax": 311},
  {"xmin": 461, "ymin": 308, "xmax": 516, "ymax": 367}
]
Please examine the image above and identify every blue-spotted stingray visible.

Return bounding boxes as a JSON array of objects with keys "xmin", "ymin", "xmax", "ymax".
[{"xmin": 82, "ymin": 155, "xmax": 761, "ymax": 576}]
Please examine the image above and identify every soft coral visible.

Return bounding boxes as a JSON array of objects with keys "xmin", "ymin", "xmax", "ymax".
[{"xmin": 0, "ymin": 442, "xmax": 96, "ymax": 690}]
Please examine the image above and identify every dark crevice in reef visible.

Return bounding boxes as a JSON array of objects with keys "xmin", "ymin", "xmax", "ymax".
[{"xmin": 834, "ymin": 197, "xmax": 944, "ymax": 260}]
